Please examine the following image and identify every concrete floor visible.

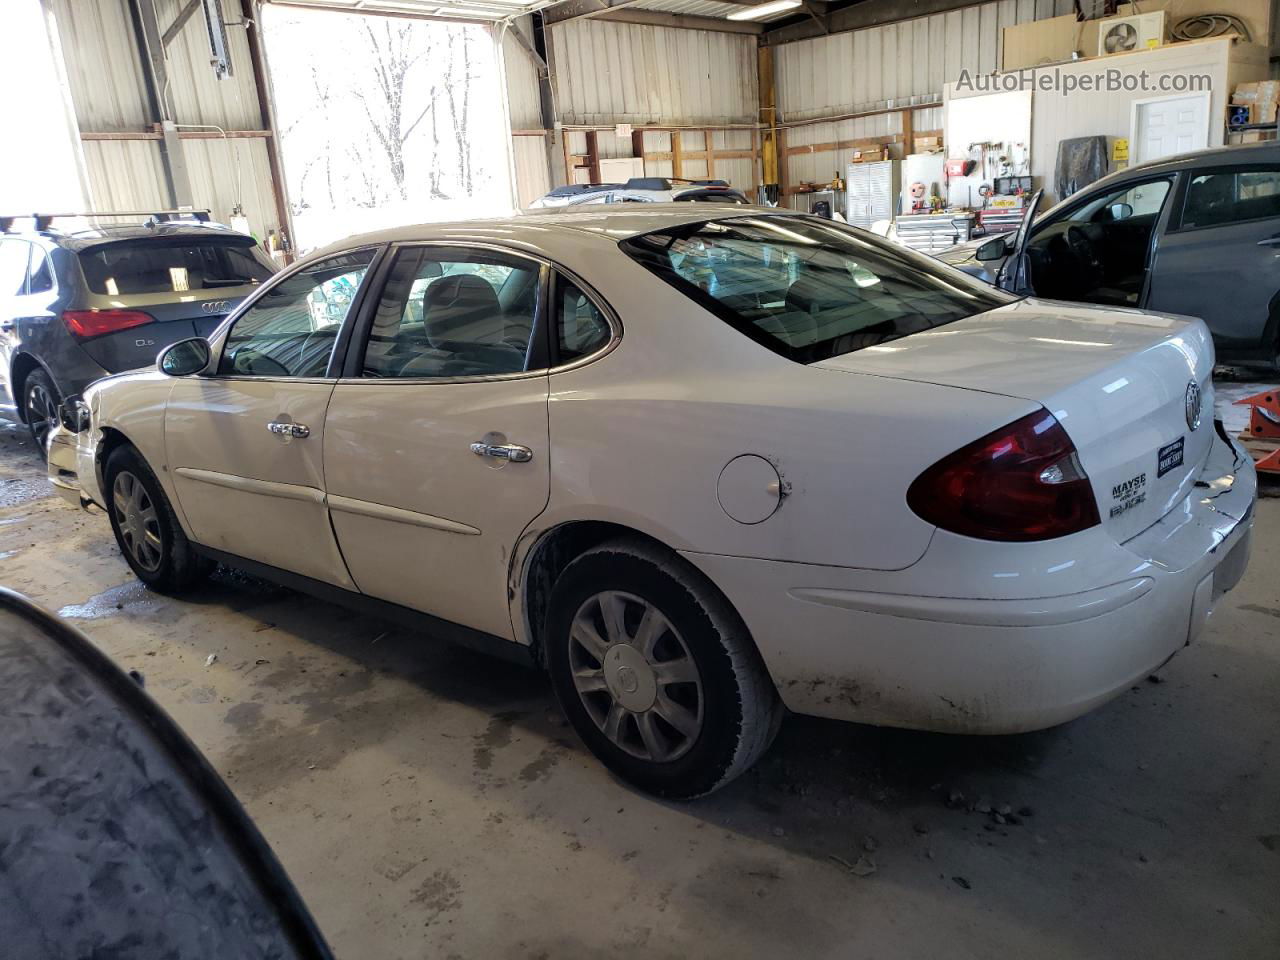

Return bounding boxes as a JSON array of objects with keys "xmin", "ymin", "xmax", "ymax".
[{"xmin": 2, "ymin": 405, "xmax": 1279, "ymax": 960}]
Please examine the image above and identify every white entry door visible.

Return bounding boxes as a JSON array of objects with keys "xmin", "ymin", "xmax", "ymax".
[{"xmin": 1130, "ymin": 93, "xmax": 1210, "ymax": 165}]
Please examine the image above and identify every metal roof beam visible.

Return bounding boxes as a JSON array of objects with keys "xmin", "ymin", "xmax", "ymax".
[
  {"xmin": 593, "ymin": 8, "xmax": 763, "ymax": 33},
  {"xmin": 763, "ymin": 0, "xmax": 985, "ymax": 45}
]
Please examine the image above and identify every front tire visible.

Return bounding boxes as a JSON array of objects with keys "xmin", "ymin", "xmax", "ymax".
[
  {"xmin": 104, "ymin": 445, "xmax": 212, "ymax": 593},
  {"xmin": 545, "ymin": 538, "xmax": 781, "ymax": 799},
  {"xmin": 23, "ymin": 368, "xmax": 59, "ymax": 448}
]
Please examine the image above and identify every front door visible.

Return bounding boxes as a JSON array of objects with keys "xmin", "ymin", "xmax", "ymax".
[
  {"xmin": 165, "ymin": 247, "xmax": 379, "ymax": 587},
  {"xmin": 322, "ymin": 243, "xmax": 550, "ymax": 640},
  {"xmin": 1147, "ymin": 163, "xmax": 1280, "ymax": 354}
]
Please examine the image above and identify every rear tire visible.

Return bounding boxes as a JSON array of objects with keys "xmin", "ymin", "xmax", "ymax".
[
  {"xmin": 104, "ymin": 445, "xmax": 212, "ymax": 593},
  {"xmin": 545, "ymin": 538, "xmax": 781, "ymax": 799},
  {"xmin": 22, "ymin": 368, "xmax": 59, "ymax": 448}
]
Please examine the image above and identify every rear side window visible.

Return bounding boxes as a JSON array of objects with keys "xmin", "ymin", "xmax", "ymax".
[
  {"xmin": 619, "ymin": 216, "xmax": 1013, "ymax": 363},
  {"xmin": 79, "ymin": 239, "xmax": 275, "ymax": 295},
  {"xmin": 28, "ymin": 248, "xmax": 53, "ymax": 294},
  {"xmin": 1181, "ymin": 167, "xmax": 1280, "ymax": 229},
  {"xmin": 556, "ymin": 276, "xmax": 611, "ymax": 362}
]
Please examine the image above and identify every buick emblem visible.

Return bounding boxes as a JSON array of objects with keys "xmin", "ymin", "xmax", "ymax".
[
  {"xmin": 201, "ymin": 300, "xmax": 229, "ymax": 314},
  {"xmin": 1185, "ymin": 380, "xmax": 1202, "ymax": 431}
]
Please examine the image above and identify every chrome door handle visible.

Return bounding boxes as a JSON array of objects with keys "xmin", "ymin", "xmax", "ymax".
[
  {"xmin": 267, "ymin": 420, "xmax": 310, "ymax": 438},
  {"xmin": 1257, "ymin": 235, "xmax": 1280, "ymax": 247},
  {"xmin": 470, "ymin": 441, "xmax": 532, "ymax": 463}
]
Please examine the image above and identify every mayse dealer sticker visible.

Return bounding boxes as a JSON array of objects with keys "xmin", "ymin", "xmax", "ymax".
[{"xmin": 1110, "ymin": 472, "xmax": 1147, "ymax": 519}]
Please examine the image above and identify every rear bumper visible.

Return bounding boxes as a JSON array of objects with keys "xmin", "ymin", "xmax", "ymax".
[{"xmin": 685, "ymin": 428, "xmax": 1257, "ymax": 734}]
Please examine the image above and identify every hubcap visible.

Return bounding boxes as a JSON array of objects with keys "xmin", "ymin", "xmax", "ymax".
[
  {"xmin": 568, "ymin": 590, "xmax": 703, "ymax": 763},
  {"xmin": 112, "ymin": 471, "xmax": 163, "ymax": 573},
  {"xmin": 26, "ymin": 381, "xmax": 57, "ymax": 447}
]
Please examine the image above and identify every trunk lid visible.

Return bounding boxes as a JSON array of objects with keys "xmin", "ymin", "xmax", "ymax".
[
  {"xmin": 816, "ymin": 297, "xmax": 1215, "ymax": 542},
  {"xmin": 73, "ymin": 289, "xmax": 253, "ymax": 373}
]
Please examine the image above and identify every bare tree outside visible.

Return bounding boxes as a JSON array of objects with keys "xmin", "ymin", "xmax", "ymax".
[{"xmin": 263, "ymin": 6, "xmax": 511, "ymax": 250}]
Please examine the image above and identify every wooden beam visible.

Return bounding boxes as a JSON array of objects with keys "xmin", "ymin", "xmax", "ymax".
[
  {"xmin": 671, "ymin": 130, "xmax": 683, "ymax": 179},
  {"xmin": 782, "ymin": 134, "xmax": 898, "ymax": 157},
  {"xmin": 901, "ymin": 107, "xmax": 914, "ymax": 156},
  {"xmin": 585, "ymin": 130, "xmax": 601, "ymax": 183},
  {"xmin": 591, "ymin": 8, "xmax": 763, "ymax": 34},
  {"xmin": 757, "ymin": 43, "xmax": 779, "ymax": 187}
]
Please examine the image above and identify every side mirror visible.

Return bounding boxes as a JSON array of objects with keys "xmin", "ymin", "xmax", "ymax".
[
  {"xmin": 1109, "ymin": 202, "xmax": 1134, "ymax": 221},
  {"xmin": 158, "ymin": 338, "xmax": 211, "ymax": 377},
  {"xmin": 975, "ymin": 237, "xmax": 1008, "ymax": 262}
]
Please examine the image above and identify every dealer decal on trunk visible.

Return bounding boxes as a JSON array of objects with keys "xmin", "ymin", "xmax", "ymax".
[
  {"xmin": 1110, "ymin": 472, "xmax": 1147, "ymax": 519},
  {"xmin": 1157, "ymin": 436, "xmax": 1185, "ymax": 478}
]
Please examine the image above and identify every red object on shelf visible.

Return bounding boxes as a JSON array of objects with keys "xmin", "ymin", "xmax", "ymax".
[{"xmin": 1235, "ymin": 389, "xmax": 1280, "ymax": 440}]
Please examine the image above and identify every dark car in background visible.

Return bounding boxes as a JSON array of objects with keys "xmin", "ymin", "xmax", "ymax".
[
  {"xmin": 0, "ymin": 212, "xmax": 276, "ymax": 445},
  {"xmin": 935, "ymin": 141, "xmax": 1280, "ymax": 370}
]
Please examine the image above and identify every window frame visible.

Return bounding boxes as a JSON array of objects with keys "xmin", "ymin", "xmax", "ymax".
[
  {"xmin": 335, "ymin": 241, "xmax": 621, "ymax": 384},
  {"xmin": 1167, "ymin": 163, "xmax": 1280, "ymax": 234},
  {"xmin": 206, "ymin": 243, "xmax": 386, "ymax": 383},
  {"xmin": 1032, "ymin": 174, "xmax": 1178, "ymax": 242}
]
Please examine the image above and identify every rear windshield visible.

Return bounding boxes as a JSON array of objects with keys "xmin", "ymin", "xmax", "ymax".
[
  {"xmin": 79, "ymin": 238, "xmax": 275, "ymax": 295},
  {"xmin": 619, "ymin": 216, "xmax": 1014, "ymax": 363}
]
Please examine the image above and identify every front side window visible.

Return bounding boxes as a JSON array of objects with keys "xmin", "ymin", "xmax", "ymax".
[
  {"xmin": 1025, "ymin": 177, "xmax": 1172, "ymax": 305},
  {"xmin": 1181, "ymin": 166, "xmax": 1280, "ymax": 229},
  {"xmin": 219, "ymin": 249, "xmax": 375, "ymax": 377},
  {"xmin": 79, "ymin": 238, "xmax": 275, "ymax": 295},
  {"xmin": 360, "ymin": 247, "xmax": 541, "ymax": 379},
  {"xmin": 619, "ymin": 216, "xmax": 1012, "ymax": 363},
  {"xmin": 556, "ymin": 276, "xmax": 611, "ymax": 362}
]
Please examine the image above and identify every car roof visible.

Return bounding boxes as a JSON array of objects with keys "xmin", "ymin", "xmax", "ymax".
[
  {"xmin": 307, "ymin": 203, "xmax": 791, "ymax": 261},
  {"xmin": 1110, "ymin": 140, "xmax": 1280, "ymax": 181}
]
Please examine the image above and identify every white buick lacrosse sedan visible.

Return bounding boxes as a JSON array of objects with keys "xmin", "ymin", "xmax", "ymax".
[{"xmin": 48, "ymin": 205, "xmax": 1256, "ymax": 797}]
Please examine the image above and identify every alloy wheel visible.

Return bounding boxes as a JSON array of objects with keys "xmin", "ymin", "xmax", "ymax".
[
  {"xmin": 568, "ymin": 590, "xmax": 704, "ymax": 763},
  {"xmin": 112, "ymin": 471, "xmax": 163, "ymax": 573},
  {"xmin": 26, "ymin": 380, "xmax": 57, "ymax": 448}
]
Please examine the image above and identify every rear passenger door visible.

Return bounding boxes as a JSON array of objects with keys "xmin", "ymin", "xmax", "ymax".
[
  {"xmin": 322, "ymin": 244, "xmax": 552, "ymax": 640},
  {"xmin": 1147, "ymin": 164, "xmax": 1280, "ymax": 350}
]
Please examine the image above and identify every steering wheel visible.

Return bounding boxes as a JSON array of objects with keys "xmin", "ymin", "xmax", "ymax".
[{"xmin": 1064, "ymin": 226, "xmax": 1105, "ymax": 287}]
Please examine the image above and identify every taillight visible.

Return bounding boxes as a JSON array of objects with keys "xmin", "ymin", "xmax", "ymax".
[
  {"xmin": 62, "ymin": 309, "xmax": 152, "ymax": 339},
  {"xmin": 907, "ymin": 410, "xmax": 1100, "ymax": 542}
]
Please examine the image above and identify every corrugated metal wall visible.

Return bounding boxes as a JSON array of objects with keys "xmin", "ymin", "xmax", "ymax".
[
  {"xmin": 503, "ymin": 21, "xmax": 545, "ymax": 131},
  {"xmin": 551, "ymin": 19, "xmax": 758, "ymax": 125},
  {"xmin": 49, "ymin": 0, "xmax": 282, "ymax": 240},
  {"xmin": 776, "ymin": 0, "xmax": 1076, "ymax": 122}
]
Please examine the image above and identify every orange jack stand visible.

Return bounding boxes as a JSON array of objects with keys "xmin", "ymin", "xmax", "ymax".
[{"xmin": 1235, "ymin": 389, "xmax": 1280, "ymax": 440}]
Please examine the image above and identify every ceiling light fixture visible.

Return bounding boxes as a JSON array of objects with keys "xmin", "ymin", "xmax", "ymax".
[{"xmin": 727, "ymin": 0, "xmax": 801, "ymax": 20}]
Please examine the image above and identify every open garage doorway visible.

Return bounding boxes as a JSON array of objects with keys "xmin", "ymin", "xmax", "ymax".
[{"xmin": 261, "ymin": 5, "xmax": 515, "ymax": 253}]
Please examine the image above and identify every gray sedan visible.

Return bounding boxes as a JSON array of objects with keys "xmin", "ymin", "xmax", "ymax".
[{"xmin": 936, "ymin": 141, "xmax": 1280, "ymax": 369}]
